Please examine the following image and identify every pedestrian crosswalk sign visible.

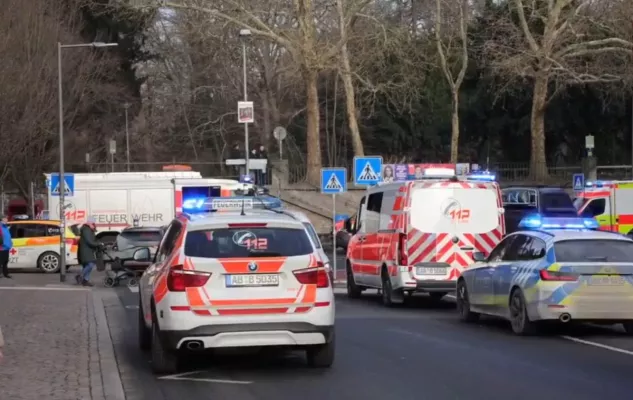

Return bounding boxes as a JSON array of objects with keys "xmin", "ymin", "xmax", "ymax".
[
  {"xmin": 50, "ymin": 173, "xmax": 75, "ymax": 197},
  {"xmin": 353, "ymin": 156, "xmax": 382, "ymax": 185},
  {"xmin": 573, "ymin": 173, "xmax": 585, "ymax": 192},
  {"xmin": 321, "ymin": 168, "xmax": 347, "ymax": 194}
]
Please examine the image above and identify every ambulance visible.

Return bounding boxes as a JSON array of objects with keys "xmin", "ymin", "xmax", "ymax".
[
  {"xmin": 574, "ymin": 180, "xmax": 633, "ymax": 235},
  {"xmin": 345, "ymin": 166, "xmax": 505, "ymax": 306},
  {"xmin": 45, "ymin": 172, "xmax": 254, "ymax": 242}
]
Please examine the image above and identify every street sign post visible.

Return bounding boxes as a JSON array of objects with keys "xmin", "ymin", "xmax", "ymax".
[
  {"xmin": 238, "ymin": 101, "xmax": 254, "ymax": 123},
  {"xmin": 573, "ymin": 173, "xmax": 585, "ymax": 193},
  {"xmin": 321, "ymin": 167, "xmax": 347, "ymax": 283},
  {"xmin": 50, "ymin": 173, "xmax": 74, "ymax": 197},
  {"xmin": 353, "ymin": 156, "xmax": 382, "ymax": 186},
  {"xmin": 273, "ymin": 126, "xmax": 287, "ymax": 159}
]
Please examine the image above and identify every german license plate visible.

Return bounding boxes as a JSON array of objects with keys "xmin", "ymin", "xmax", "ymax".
[
  {"xmin": 417, "ymin": 267, "xmax": 446, "ymax": 275},
  {"xmin": 225, "ymin": 274, "xmax": 279, "ymax": 287},
  {"xmin": 588, "ymin": 276, "xmax": 625, "ymax": 286}
]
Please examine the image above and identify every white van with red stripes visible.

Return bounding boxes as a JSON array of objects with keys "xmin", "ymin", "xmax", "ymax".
[
  {"xmin": 345, "ymin": 170, "xmax": 505, "ymax": 306},
  {"xmin": 138, "ymin": 206, "xmax": 335, "ymax": 374}
]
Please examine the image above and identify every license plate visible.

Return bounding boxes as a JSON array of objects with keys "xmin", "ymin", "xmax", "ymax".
[
  {"xmin": 225, "ymin": 274, "xmax": 279, "ymax": 287},
  {"xmin": 588, "ymin": 276, "xmax": 625, "ymax": 286},
  {"xmin": 417, "ymin": 267, "xmax": 446, "ymax": 275}
]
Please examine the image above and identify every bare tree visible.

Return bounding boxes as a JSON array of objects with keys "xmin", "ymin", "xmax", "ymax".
[
  {"xmin": 434, "ymin": 0, "xmax": 469, "ymax": 163},
  {"xmin": 484, "ymin": 0, "xmax": 633, "ymax": 179}
]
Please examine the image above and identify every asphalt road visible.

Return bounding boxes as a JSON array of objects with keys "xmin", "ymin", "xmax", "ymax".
[{"xmin": 103, "ymin": 249, "xmax": 633, "ymax": 400}]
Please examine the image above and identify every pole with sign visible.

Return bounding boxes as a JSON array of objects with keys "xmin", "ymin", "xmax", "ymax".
[
  {"xmin": 109, "ymin": 139, "xmax": 116, "ymax": 172},
  {"xmin": 273, "ymin": 126, "xmax": 287, "ymax": 159},
  {"xmin": 321, "ymin": 167, "xmax": 347, "ymax": 283}
]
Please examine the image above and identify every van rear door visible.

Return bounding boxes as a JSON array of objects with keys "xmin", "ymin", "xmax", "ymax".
[{"xmin": 407, "ymin": 182, "xmax": 502, "ymax": 279}]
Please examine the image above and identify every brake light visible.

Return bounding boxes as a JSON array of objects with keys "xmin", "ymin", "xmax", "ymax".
[
  {"xmin": 228, "ymin": 223, "xmax": 267, "ymax": 228},
  {"xmin": 539, "ymin": 270, "xmax": 578, "ymax": 281},
  {"xmin": 293, "ymin": 263, "xmax": 330, "ymax": 288},
  {"xmin": 167, "ymin": 265, "xmax": 212, "ymax": 291},
  {"xmin": 398, "ymin": 233, "xmax": 408, "ymax": 266}
]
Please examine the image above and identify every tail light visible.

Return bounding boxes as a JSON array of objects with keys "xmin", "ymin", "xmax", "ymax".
[
  {"xmin": 293, "ymin": 262, "xmax": 330, "ymax": 288},
  {"xmin": 398, "ymin": 233, "xmax": 408, "ymax": 266},
  {"xmin": 167, "ymin": 265, "xmax": 212, "ymax": 291},
  {"xmin": 539, "ymin": 270, "xmax": 578, "ymax": 281}
]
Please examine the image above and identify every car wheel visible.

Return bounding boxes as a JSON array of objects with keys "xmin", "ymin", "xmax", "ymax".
[
  {"xmin": 306, "ymin": 331, "xmax": 335, "ymax": 368},
  {"xmin": 346, "ymin": 262, "xmax": 362, "ymax": 299},
  {"xmin": 38, "ymin": 251, "xmax": 61, "ymax": 273},
  {"xmin": 622, "ymin": 322, "xmax": 633, "ymax": 335},
  {"xmin": 429, "ymin": 292, "xmax": 448, "ymax": 300},
  {"xmin": 138, "ymin": 297, "xmax": 151, "ymax": 351},
  {"xmin": 456, "ymin": 280, "xmax": 479, "ymax": 322},
  {"xmin": 509, "ymin": 288, "xmax": 538, "ymax": 335},
  {"xmin": 150, "ymin": 319, "xmax": 179, "ymax": 374},
  {"xmin": 128, "ymin": 278, "xmax": 139, "ymax": 288}
]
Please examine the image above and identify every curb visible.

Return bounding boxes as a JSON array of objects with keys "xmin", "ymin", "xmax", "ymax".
[{"xmin": 92, "ymin": 291, "xmax": 126, "ymax": 400}]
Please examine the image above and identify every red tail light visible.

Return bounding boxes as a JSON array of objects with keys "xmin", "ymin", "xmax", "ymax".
[
  {"xmin": 539, "ymin": 270, "xmax": 578, "ymax": 281},
  {"xmin": 293, "ymin": 262, "xmax": 330, "ymax": 288},
  {"xmin": 167, "ymin": 265, "xmax": 212, "ymax": 291},
  {"xmin": 398, "ymin": 233, "xmax": 408, "ymax": 266}
]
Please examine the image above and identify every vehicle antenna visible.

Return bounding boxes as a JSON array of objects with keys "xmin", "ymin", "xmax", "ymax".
[{"xmin": 240, "ymin": 199, "xmax": 246, "ymax": 216}]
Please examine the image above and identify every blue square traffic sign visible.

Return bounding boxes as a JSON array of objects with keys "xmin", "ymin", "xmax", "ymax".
[
  {"xmin": 573, "ymin": 173, "xmax": 585, "ymax": 192},
  {"xmin": 50, "ymin": 173, "xmax": 75, "ymax": 197},
  {"xmin": 353, "ymin": 156, "xmax": 382, "ymax": 186},
  {"xmin": 321, "ymin": 168, "xmax": 347, "ymax": 194}
]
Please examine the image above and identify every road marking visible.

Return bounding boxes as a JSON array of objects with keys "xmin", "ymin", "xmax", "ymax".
[
  {"xmin": 128, "ymin": 286, "xmax": 139, "ymax": 293},
  {"xmin": 158, "ymin": 370, "xmax": 252, "ymax": 384},
  {"xmin": 445, "ymin": 294, "xmax": 456, "ymax": 300},
  {"xmin": 125, "ymin": 305, "xmax": 139, "ymax": 310},
  {"xmin": 0, "ymin": 285, "xmax": 89, "ymax": 291},
  {"xmin": 561, "ymin": 335, "xmax": 633, "ymax": 356}
]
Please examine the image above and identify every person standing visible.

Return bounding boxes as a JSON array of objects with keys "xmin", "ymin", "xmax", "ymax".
[
  {"xmin": 0, "ymin": 216, "xmax": 12, "ymax": 278},
  {"xmin": 75, "ymin": 218, "xmax": 101, "ymax": 287}
]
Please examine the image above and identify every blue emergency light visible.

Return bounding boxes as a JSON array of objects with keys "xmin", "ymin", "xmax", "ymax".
[
  {"xmin": 466, "ymin": 170, "xmax": 496, "ymax": 182},
  {"xmin": 182, "ymin": 195, "xmax": 283, "ymax": 213},
  {"xmin": 182, "ymin": 198, "xmax": 206, "ymax": 210},
  {"xmin": 518, "ymin": 214, "xmax": 599, "ymax": 230},
  {"xmin": 585, "ymin": 180, "xmax": 612, "ymax": 188}
]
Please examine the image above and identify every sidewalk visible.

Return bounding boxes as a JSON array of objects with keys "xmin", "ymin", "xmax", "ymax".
[{"xmin": 0, "ymin": 273, "xmax": 125, "ymax": 400}]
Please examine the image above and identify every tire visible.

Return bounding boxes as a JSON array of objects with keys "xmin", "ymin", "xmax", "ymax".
[
  {"xmin": 150, "ymin": 319, "xmax": 179, "ymax": 374},
  {"xmin": 128, "ymin": 278, "xmax": 139, "ymax": 288},
  {"xmin": 622, "ymin": 322, "xmax": 633, "ymax": 335},
  {"xmin": 456, "ymin": 280, "xmax": 479, "ymax": 322},
  {"xmin": 38, "ymin": 251, "xmax": 61, "ymax": 273},
  {"xmin": 103, "ymin": 277, "xmax": 116, "ymax": 288},
  {"xmin": 306, "ymin": 331, "xmax": 335, "ymax": 368},
  {"xmin": 138, "ymin": 296, "xmax": 151, "ymax": 351},
  {"xmin": 509, "ymin": 288, "xmax": 538, "ymax": 335},
  {"xmin": 381, "ymin": 270, "xmax": 394, "ymax": 307},
  {"xmin": 429, "ymin": 292, "xmax": 448, "ymax": 300},
  {"xmin": 346, "ymin": 262, "xmax": 362, "ymax": 299}
]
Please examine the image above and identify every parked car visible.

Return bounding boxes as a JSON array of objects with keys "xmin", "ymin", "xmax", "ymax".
[{"xmin": 106, "ymin": 226, "xmax": 165, "ymax": 261}]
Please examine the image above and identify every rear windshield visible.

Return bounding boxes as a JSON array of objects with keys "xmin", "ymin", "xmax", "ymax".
[
  {"xmin": 120, "ymin": 230, "xmax": 163, "ymax": 242},
  {"xmin": 410, "ymin": 187, "xmax": 499, "ymax": 234},
  {"xmin": 184, "ymin": 227, "xmax": 313, "ymax": 258},
  {"xmin": 540, "ymin": 192, "xmax": 576, "ymax": 214},
  {"xmin": 302, "ymin": 222, "xmax": 322, "ymax": 248},
  {"xmin": 554, "ymin": 239, "xmax": 633, "ymax": 263}
]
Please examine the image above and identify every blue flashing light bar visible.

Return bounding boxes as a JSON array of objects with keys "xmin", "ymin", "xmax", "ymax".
[
  {"xmin": 182, "ymin": 195, "xmax": 283, "ymax": 213},
  {"xmin": 585, "ymin": 180, "xmax": 612, "ymax": 188},
  {"xmin": 518, "ymin": 214, "xmax": 599, "ymax": 230},
  {"xmin": 466, "ymin": 170, "xmax": 496, "ymax": 182}
]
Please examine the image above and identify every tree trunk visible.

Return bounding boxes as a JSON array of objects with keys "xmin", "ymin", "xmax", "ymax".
[
  {"xmin": 304, "ymin": 68, "xmax": 322, "ymax": 184},
  {"xmin": 336, "ymin": 0, "xmax": 364, "ymax": 158},
  {"xmin": 450, "ymin": 90, "xmax": 460, "ymax": 163},
  {"xmin": 529, "ymin": 73, "xmax": 549, "ymax": 181}
]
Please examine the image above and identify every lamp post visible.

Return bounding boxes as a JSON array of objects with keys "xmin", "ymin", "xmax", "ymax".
[
  {"xmin": 58, "ymin": 41, "xmax": 118, "ymax": 282},
  {"xmin": 124, "ymin": 103, "xmax": 130, "ymax": 172},
  {"xmin": 239, "ymin": 29, "xmax": 252, "ymax": 177}
]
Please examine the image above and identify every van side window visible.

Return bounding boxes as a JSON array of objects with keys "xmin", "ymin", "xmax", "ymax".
[
  {"xmin": 584, "ymin": 198, "xmax": 606, "ymax": 216},
  {"xmin": 367, "ymin": 193, "xmax": 383, "ymax": 213}
]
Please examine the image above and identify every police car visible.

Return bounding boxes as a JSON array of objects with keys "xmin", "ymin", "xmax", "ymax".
[
  {"xmin": 137, "ymin": 197, "xmax": 335, "ymax": 373},
  {"xmin": 456, "ymin": 214, "xmax": 633, "ymax": 335}
]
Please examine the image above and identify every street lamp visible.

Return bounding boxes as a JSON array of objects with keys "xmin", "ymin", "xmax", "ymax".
[
  {"xmin": 239, "ymin": 29, "xmax": 252, "ymax": 177},
  {"xmin": 124, "ymin": 103, "xmax": 131, "ymax": 172},
  {"xmin": 57, "ymin": 41, "xmax": 118, "ymax": 282}
]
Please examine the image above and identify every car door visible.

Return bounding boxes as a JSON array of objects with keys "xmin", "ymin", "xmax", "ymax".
[
  {"xmin": 490, "ymin": 234, "xmax": 530, "ymax": 314},
  {"xmin": 363, "ymin": 192, "xmax": 384, "ymax": 287},
  {"xmin": 471, "ymin": 235, "xmax": 516, "ymax": 308},
  {"xmin": 347, "ymin": 196, "xmax": 367, "ymax": 285},
  {"xmin": 9, "ymin": 223, "xmax": 47, "ymax": 269}
]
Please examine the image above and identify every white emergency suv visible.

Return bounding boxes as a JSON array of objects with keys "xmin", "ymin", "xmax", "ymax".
[
  {"xmin": 137, "ymin": 198, "xmax": 335, "ymax": 373},
  {"xmin": 346, "ymin": 168, "xmax": 505, "ymax": 306}
]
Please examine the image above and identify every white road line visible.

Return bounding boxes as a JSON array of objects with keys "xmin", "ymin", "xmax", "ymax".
[
  {"xmin": 560, "ymin": 335, "xmax": 633, "ymax": 356},
  {"xmin": 128, "ymin": 286, "xmax": 139, "ymax": 293},
  {"xmin": 0, "ymin": 286, "xmax": 89, "ymax": 291},
  {"xmin": 158, "ymin": 371, "xmax": 252, "ymax": 384}
]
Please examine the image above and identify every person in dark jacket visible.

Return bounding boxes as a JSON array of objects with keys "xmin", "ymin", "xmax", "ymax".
[
  {"xmin": 0, "ymin": 216, "xmax": 13, "ymax": 278},
  {"xmin": 75, "ymin": 218, "xmax": 102, "ymax": 286}
]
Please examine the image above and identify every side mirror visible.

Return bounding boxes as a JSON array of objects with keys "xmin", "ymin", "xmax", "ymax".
[
  {"xmin": 133, "ymin": 247, "xmax": 151, "ymax": 262},
  {"xmin": 472, "ymin": 251, "xmax": 486, "ymax": 262}
]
